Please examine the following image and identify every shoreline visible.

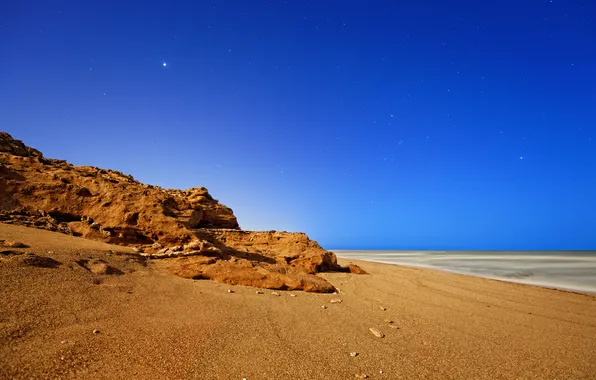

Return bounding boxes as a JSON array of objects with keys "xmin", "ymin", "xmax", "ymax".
[
  {"xmin": 335, "ymin": 251, "xmax": 596, "ymax": 296},
  {"xmin": 338, "ymin": 256, "xmax": 596, "ymax": 297}
]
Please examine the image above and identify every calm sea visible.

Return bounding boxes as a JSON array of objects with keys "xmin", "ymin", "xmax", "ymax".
[{"xmin": 334, "ymin": 250, "xmax": 596, "ymax": 294}]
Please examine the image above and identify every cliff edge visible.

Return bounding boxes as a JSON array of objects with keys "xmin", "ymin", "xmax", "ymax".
[{"xmin": 0, "ymin": 132, "xmax": 363, "ymax": 292}]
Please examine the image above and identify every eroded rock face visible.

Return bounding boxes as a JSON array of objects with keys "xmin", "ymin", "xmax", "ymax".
[
  {"xmin": 193, "ymin": 229, "xmax": 342, "ymax": 274},
  {"xmin": 0, "ymin": 132, "xmax": 359, "ymax": 292},
  {"xmin": 0, "ymin": 132, "xmax": 239, "ymax": 247},
  {"xmin": 171, "ymin": 256, "xmax": 337, "ymax": 293}
]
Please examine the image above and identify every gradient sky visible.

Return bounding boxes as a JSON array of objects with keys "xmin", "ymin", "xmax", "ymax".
[{"xmin": 1, "ymin": 1, "xmax": 595, "ymax": 250}]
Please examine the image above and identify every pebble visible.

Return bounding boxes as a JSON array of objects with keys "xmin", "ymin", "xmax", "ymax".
[
  {"xmin": 61, "ymin": 340, "xmax": 67, "ymax": 344},
  {"xmin": 332, "ymin": 291, "xmax": 338, "ymax": 295},
  {"xmin": 330, "ymin": 298, "xmax": 343, "ymax": 304},
  {"xmin": 380, "ymin": 370, "xmax": 384, "ymax": 374},
  {"xmin": 369, "ymin": 327, "xmax": 384, "ymax": 338},
  {"xmin": 92, "ymin": 329, "xmax": 100, "ymax": 334},
  {"xmin": 255, "ymin": 291, "xmax": 264, "ymax": 294},
  {"xmin": 350, "ymin": 352, "xmax": 358, "ymax": 357},
  {"xmin": 321, "ymin": 305, "xmax": 327, "ymax": 309},
  {"xmin": 355, "ymin": 375, "xmax": 368, "ymax": 379},
  {"xmin": 289, "ymin": 294, "xmax": 297, "ymax": 297},
  {"xmin": 132, "ymin": 247, "xmax": 144, "ymax": 253},
  {"xmin": 271, "ymin": 292, "xmax": 280, "ymax": 296},
  {"xmin": 389, "ymin": 325, "xmax": 399, "ymax": 329},
  {"xmin": 227, "ymin": 289, "xmax": 235, "ymax": 293},
  {"xmin": 384, "ymin": 319, "xmax": 393, "ymax": 324},
  {"xmin": 379, "ymin": 306, "xmax": 387, "ymax": 311}
]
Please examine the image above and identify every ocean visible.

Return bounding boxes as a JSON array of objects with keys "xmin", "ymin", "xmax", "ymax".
[{"xmin": 334, "ymin": 250, "xmax": 596, "ymax": 294}]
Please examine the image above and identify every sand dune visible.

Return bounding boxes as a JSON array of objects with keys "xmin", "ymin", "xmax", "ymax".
[{"xmin": 1, "ymin": 223, "xmax": 596, "ymax": 379}]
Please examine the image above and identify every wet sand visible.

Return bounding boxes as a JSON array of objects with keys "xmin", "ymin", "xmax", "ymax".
[{"xmin": 1, "ymin": 223, "xmax": 595, "ymax": 379}]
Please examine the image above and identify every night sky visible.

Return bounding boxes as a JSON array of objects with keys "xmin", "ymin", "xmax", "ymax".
[{"xmin": 1, "ymin": 1, "xmax": 595, "ymax": 250}]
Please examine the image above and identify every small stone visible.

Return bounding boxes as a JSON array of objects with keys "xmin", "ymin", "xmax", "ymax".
[
  {"xmin": 289, "ymin": 294, "xmax": 297, "ymax": 297},
  {"xmin": 350, "ymin": 352, "xmax": 358, "ymax": 357},
  {"xmin": 384, "ymin": 319, "xmax": 393, "ymax": 324},
  {"xmin": 271, "ymin": 292, "xmax": 280, "ymax": 296},
  {"xmin": 171, "ymin": 245, "xmax": 183, "ymax": 252},
  {"xmin": 227, "ymin": 289, "xmax": 235, "ymax": 293},
  {"xmin": 48, "ymin": 251, "xmax": 54, "ymax": 254},
  {"xmin": 389, "ymin": 325, "xmax": 399, "ymax": 329},
  {"xmin": 330, "ymin": 298, "xmax": 343, "ymax": 304},
  {"xmin": 321, "ymin": 305, "xmax": 327, "ymax": 309},
  {"xmin": 61, "ymin": 340, "xmax": 67, "ymax": 344},
  {"xmin": 92, "ymin": 329, "xmax": 100, "ymax": 334},
  {"xmin": 255, "ymin": 291, "xmax": 264, "ymax": 294},
  {"xmin": 132, "ymin": 247, "xmax": 143, "ymax": 253},
  {"xmin": 379, "ymin": 306, "xmax": 386, "ymax": 311},
  {"xmin": 380, "ymin": 370, "xmax": 384, "ymax": 374},
  {"xmin": 152, "ymin": 242, "xmax": 162, "ymax": 249},
  {"xmin": 355, "ymin": 375, "xmax": 368, "ymax": 379},
  {"xmin": 332, "ymin": 291, "xmax": 338, "ymax": 295},
  {"xmin": 1, "ymin": 240, "xmax": 27, "ymax": 248},
  {"xmin": 369, "ymin": 327, "xmax": 384, "ymax": 338}
]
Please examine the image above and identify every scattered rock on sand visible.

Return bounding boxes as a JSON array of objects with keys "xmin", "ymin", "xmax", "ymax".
[
  {"xmin": 271, "ymin": 292, "xmax": 280, "ymax": 296},
  {"xmin": 255, "ymin": 290, "xmax": 264, "ymax": 294},
  {"xmin": 350, "ymin": 352, "xmax": 358, "ymax": 357},
  {"xmin": 87, "ymin": 259, "xmax": 122, "ymax": 275},
  {"xmin": 369, "ymin": 327, "xmax": 385, "ymax": 338},
  {"xmin": 321, "ymin": 305, "xmax": 327, "ymax": 309},
  {"xmin": 355, "ymin": 375, "xmax": 368, "ymax": 379},
  {"xmin": 379, "ymin": 306, "xmax": 387, "ymax": 311},
  {"xmin": 384, "ymin": 319, "xmax": 393, "ymax": 324},
  {"xmin": 1, "ymin": 240, "xmax": 28, "ymax": 248},
  {"xmin": 93, "ymin": 329, "xmax": 100, "ymax": 334},
  {"xmin": 0, "ymin": 250, "xmax": 22, "ymax": 256},
  {"xmin": 389, "ymin": 325, "xmax": 399, "ymax": 329},
  {"xmin": 227, "ymin": 289, "xmax": 235, "ymax": 293},
  {"xmin": 347, "ymin": 264, "xmax": 367, "ymax": 274},
  {"xmin": 21, "ymin": 254, "xmax": 61, "ymax": 268},
  {"xmin": 132, "ymin": 247, "xmax": 144, "ymax": 253},
  {"xmin": 330, "ymin": 298, "xmax": 343, "ymax": 304},
  {"xmin": 289, "ymin": 294, "xmax": 297, "ymax": 297}
]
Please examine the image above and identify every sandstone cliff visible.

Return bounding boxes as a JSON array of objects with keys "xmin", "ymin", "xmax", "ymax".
[{"xmin": 0, "ymin": 132, "xmax": 362, "ymax": 292}]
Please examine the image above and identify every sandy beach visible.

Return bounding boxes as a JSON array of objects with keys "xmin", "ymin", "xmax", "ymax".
[{"xmin": 1, "ymin": 223, "xmax": 595, "ymax": 379}]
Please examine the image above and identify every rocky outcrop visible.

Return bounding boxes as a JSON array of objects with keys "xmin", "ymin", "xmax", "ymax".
[
  {"xmin": 0, "ymin": 132, "xmax": 239, "ymax": 247},
  {"xmin": 0, "ymin": 132, "xmax": 363, "ymax": 292}
]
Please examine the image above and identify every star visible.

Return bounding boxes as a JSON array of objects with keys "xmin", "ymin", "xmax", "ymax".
[
  {"xmin": 162, "ymin": 62, "xmax": 167, "ymax": 67},
  {"xmin": 520, "ymin": 156, "xmax": 524, "ymax": 160}
]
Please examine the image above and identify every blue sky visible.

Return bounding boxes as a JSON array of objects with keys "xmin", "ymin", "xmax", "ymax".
[{"xmin": 1, "ymin": 1, "xmax": 595, "ymax": 249}]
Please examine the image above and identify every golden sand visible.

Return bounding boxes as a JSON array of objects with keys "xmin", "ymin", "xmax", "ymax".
[{"xmin": 1, "ymin": 223, "xmax": 595, "ymax": 379}]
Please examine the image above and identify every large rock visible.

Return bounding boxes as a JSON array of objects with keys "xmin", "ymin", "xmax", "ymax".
[
  {"xmin": 0, "ymin": 133, "xmax": 239, "ymax": 247},
  {"xmin": 172, "ymin": 256, "xmax": 336, "ymax": 293},
  {"xmin": 0, "ymin": 132, "xmax": 349, "ymax": 292}
]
